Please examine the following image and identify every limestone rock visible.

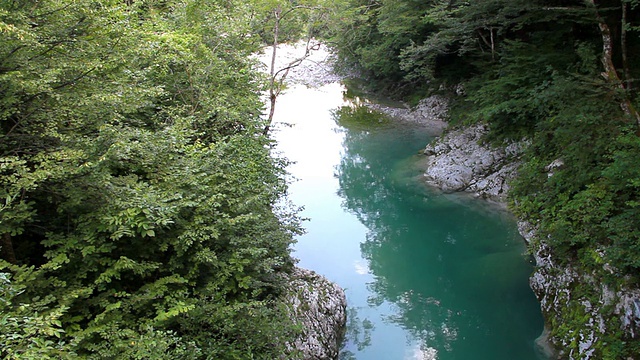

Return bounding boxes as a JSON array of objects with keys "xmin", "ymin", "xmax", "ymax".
[
  {"xmin": 519, "ymin": 220, "xmax": 640, "ymax": 359},
  {"xmin": 545, "ymin": 158, "xmax": 565, "ymax": 178},
  {"xmin": 422, "ymin": 124, "xmax": 525, "ymax": 202},
  {"xmin": 285, "ymin": 267, "xmax": 347, "ymax": 360}
]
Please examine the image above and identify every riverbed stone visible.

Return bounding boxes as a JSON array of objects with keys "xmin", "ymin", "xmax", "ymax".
[{"xmin": 284, "ymin": 267, "xmax": 347, "ymax": 360}]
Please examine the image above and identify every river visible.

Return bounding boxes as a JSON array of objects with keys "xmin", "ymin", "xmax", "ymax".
[{"xmin": 272, "ymin": 82, "xmax": 546, "ymax": 360}]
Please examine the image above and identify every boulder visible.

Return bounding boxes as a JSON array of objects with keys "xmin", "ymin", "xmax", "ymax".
[{"xmin": 422, "ymin": 124, "xmax": 525, "ymax": 202}]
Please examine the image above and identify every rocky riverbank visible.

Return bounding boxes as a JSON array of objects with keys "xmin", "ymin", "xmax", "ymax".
[
  {"xmin": 366, "ymin": 95, "xmax": 449, "ymax": 137},
  {"xmin": 284, "ymin": 268, "xmax": 347, "ymax": 360},
  {"xmin": 422, "ymin": 124, "xmax": 526, "ymax": 204},
  {"xmin": 255, "ymin": 39, "xmax": 342, "ymax": 88},
  {"xmin": 519, "ymin": 218, "xmax": 640, "ymax": 359},
  {"xmin": 419, "ymin": 118, "xmax": 640, "ymax": 359}
]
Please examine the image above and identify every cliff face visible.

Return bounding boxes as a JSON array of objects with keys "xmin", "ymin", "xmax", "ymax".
[
  {"xmin": 520, "ymin": 221, "xmax": 640, "ymax": 359},
  {"xmin": 420, "ymin": 123, "xmax": 640, "ymax": 359}
]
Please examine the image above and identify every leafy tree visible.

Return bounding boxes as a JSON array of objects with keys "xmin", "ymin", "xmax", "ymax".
[
  {"xmin": 327, "ymin": 0, "xmax": 440, "ymax": 95},
  {"xmin": 252, "ymin": 0, "xmax": 338, "ymax": 134},
  {"xmin": 1, "ymin": 0, "xmax": 303, "ymax": 358},
  {"xmin": 0, "ymin": 272, "xmax": 74, "ymax": 359}
]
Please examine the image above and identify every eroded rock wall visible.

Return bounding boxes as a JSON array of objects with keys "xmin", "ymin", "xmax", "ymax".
[{"xmin": 519, "ymin": 221, "xmax": 640, "ymax": 360}]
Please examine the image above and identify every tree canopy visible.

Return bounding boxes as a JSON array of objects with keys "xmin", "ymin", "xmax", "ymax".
[
  {"xmin": 0, "ymin": 0, "xmax": 305, "ymax": 358},
  {"xmin": 4, "ymin": 0, "xmax": 640, "ymax": 357}
]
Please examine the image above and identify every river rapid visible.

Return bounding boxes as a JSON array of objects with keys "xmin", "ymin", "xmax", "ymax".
[{"xmin": 271, "ymin": 77, "xmax": 546, "ymax": 360}]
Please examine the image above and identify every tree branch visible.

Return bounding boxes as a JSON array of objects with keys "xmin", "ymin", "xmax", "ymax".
[{"xmin": 263, "ymin": 3, "xmax": 324, "ymax": 136}]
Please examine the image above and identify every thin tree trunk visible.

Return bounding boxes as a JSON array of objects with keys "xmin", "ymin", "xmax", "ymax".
[
  {"xmin": 490, "ymin": 27, "xmax": 495, "ymax": 62},
  {"xmin": 1, "ymin": 233, "xmax": 17, "ymax": 264},
  {"xmin": 621, "ymin": 1, "xmax": 632, "ymax": 90},
  {"xmin": 477, "ymin": 27, "xmax": 495, "ymax": 61},
  {"xmin": 262, "ymin": 5, "xmax": 322, "ymax": 136},
  {"xmin": 589, "ymin": 0, "xmax": 640, "ymax": 126},
  {"xmin": 263, "ymin": 6, "xmax": 281, "ymax": 136}
]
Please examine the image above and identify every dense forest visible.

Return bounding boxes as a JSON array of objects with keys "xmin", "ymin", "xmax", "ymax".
[
  {"xmin": 0, "ymin": 0, "xmax": 325, "ymax": 358},
  {"xmin": 327, "ymin": 0, "xmax": 640, "ymax": 357},
  {"xmin": 3, "ymin": 0, "xmax": 640, "ymax": 358}
]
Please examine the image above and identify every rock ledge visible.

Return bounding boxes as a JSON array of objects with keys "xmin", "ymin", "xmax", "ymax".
[{"xmin": 422, "ymin": 124, "xmax": 526, "ymax": 203}]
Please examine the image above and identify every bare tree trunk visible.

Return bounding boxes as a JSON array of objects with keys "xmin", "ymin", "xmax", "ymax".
[
  {"xmin": 261, "ymin": 5, "xmax": 322, "ymax": 136},
  {"xmin": 1, "ymin": 233, "xmax": 16, "ymax": 264},
  {"xmin": 490, "ymin": 27, "xmax": 495, "ymax": 62},
  {"xmin": 588, "ymin": 0, "xmax": 640, "ymax": 126},
  {"xmin": 477, "ymin": 27, "xmax": 495, "ymax": 61},
  {"xmin": 621, "ymin": 1, "xmax": 632, "ymax": 90},
  {"xmin": 263, "ymin": 6, "xmax": 282, "ymax": 136}
]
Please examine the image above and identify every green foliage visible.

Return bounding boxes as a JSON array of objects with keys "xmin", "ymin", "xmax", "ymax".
[
  {"xmin": 82, "ymin": 326, "xmax": 202, "ymax": 360},
  {"xmin": 326, "ymin": 0, "xmax": 440, "ymax": 95},
  {"xmin": 0, "ymin": 272, "xmax": 74, "ymax": 359},
  {"xmin": 249, "ymin": 0, "xmax": 337, "ymax": 46},
  {"xmin": 455, "ymin": 31, "xmax": 590, "ymax": 138},
  {"xmin": 177, "ymin": 298, "xmax": 302, "ymax": 359},
  {"xmin": 508, "ymin": 65, "xmax": 640, "ymax": 272},
  {"xmin": 329, "ymin": 0, "xmax": 569, "ymax": 96},
  {"xmin": 1, "ymin": 0, "xmax": 302, "ymax": 357}
]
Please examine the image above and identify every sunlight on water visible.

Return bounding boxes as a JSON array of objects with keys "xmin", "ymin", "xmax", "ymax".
[{"xmin": 273, "ymin": 83, "xmax": 546, "ymax": 360}]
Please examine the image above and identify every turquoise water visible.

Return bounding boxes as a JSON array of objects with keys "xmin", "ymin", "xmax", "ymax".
[{"xmin": 273, "ymin": 83, "xmax": 545, "ymax": 360}]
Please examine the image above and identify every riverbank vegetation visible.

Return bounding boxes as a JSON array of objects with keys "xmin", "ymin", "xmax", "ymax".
[
  {"xmin": 4, "ymin": 0, "xmax": 640, "ymax": 357},
  {"xmin": 0, "ymin": 0, "xmax": 332, "ymax": 358},
  {"xmin": 328, "ymin": 0, "xmax": 640, "ymax": 356}
]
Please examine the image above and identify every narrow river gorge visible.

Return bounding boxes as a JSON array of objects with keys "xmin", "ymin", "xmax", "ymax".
[{"xmin": 272, "ymin": 81, "xmax": 547, "ymax": 360}]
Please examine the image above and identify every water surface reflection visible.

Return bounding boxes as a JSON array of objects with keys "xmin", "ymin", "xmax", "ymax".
[{"xmin": 274, "ymin": 83, "xmax": 544, "ymax": 360}]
